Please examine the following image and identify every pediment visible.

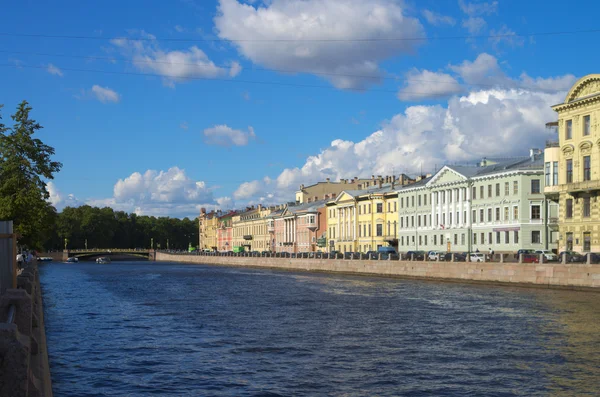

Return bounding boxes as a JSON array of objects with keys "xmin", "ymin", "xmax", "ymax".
[
  {"xmin": 566, "ymin": 74, "xmax": 600, "ymax": 102},
  {"xmin": 427, "ymin": 166, "xmax": 467, "ymax": 187},
  {"xmin": 334, "ymin": 191, "xmax": 356, "ymax": 203},
  {"xmin": 579, "ymin": 140, "xmax": 593, "ymax": 151},
  {"xmin": 562, "ymin": 144, "xmax": 575, "ymax": 156}
]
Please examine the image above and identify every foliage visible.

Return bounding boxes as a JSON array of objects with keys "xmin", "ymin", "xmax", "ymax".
[
  {"xmin": 48, "ymin": 205, "xmax": 199, "ymax": 250},
  {"xmin": 0, "ymin": 101, "xmax": 62, "ymax": 249}
]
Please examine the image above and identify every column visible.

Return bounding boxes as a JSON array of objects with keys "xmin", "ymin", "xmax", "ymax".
[
  {"xmin": 438, "ymin": 190, "xmax": 443, "ymax": 228},
  {"xmin": 445, "ymin": 189, "xmax": 450, "ymax": 227},
  {"xmin": 353, "ymin": 206, "xmax": 357, "ymax": 240},
  {"xmin": 466, "ymin": 185, "xmax": 471, "ymax": 227},
  {"xmin": 431, "ymin": 192, "xmax": 435, "ymax": 231},
  {"xmin": 337, "ymin": 208, "xmax": 340, "ymax": 242},
  {"xmin": 458, "ymin": 188, "xmax": 463, "ymax": 226}
]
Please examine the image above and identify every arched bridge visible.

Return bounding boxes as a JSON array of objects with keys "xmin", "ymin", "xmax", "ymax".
[{"xmin": 64, "ymin": 249, "xmax": 153, "ymax": 261}]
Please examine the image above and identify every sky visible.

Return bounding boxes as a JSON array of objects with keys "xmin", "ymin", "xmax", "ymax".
[{"xmin": 1, "ymin": 0, "xmax": 599, "ymax": 218}]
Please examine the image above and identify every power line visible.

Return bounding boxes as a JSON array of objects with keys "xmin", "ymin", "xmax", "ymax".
[
  {"xmin": 0, "ymin": 62, "xmax": 558, "ymax": 102},
  {"xmin": 1, "ymin": 28, "xmax": 600, "ymax": 43}
]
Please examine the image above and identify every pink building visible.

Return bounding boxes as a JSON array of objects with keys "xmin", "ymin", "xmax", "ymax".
[
  {"xmin": 216, "ymin": 211, "xmax": 236, "ymax": 252},
  {"xmin": 272, "ymin": 200, "xmax": 328, "ymax": 253}
]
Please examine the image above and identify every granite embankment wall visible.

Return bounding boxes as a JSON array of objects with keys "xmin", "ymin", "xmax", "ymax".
[
  {"xmin": 0, "ymin": 263, "xmax": 53, "ymax": 397},
  {"xmin": 156, "ymin": 252, "xmax": 600, "ymax": 291}
]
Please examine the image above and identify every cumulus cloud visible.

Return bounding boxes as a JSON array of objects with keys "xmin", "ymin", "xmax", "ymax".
[
  {"xmin": 458, "ymin": 0, "xmax": 498, "ymax": 16},
  {"xmin": 422, "ymin": 10, "xmax": 455, "ymax": 26},
  {"xmin": 203, "ymin": 124, "xmax": 256, "ymax": 146},
  {"xmin": 398, "ymin": 69, "xmax": 463, "ymax": 101},
  {"xmin": 462, "ymin": 17, "xmax": 486, "ymax": 34},
  {"xmin": 231, "ymin": 87, "xmax": 563, "ymax": 203},
  {"xmin": 46, "ymin": 64, "xmax": 63, "ymax": 77},
  {"xmin": 91, "ymin": 85, "xmax": 121, "ymax": 103},
  {"xmin": 46, "ymin": 182, "xmax": 81, "ymax": 210},
  {"xmin": 489, "ymin": 25, "xmax": 525, "ymax": 49},
  {"xmin": 214, "ymin": 0, "xmax": 425, "ymax": 90},
  {"xmin": 111, "ymin": 31, "xmax": 240, "ymax": 86}
]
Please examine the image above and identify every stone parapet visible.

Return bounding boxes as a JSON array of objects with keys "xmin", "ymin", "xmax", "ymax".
[{"xmin": 156, "ymin": 253, "xmax": 600, "ymax": 291}]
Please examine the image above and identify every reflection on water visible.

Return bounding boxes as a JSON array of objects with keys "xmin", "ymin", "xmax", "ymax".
[{"xmin": 40, "ymin": 262, "xmax": 600, "ymax": 396}]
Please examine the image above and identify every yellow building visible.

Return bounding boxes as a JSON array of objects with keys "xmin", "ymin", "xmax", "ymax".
[
  {"xmin": 548, "ymin": 74, "xmax": 600, "ymax": 252},
  {"xmin": 198, "ymin": 209, "xmax": 220, "ymax": 251},
  {"xmin": 326, "ymin": 177, "xmax": 401, "ymax": 253},
  {"xmin": 231, "ymin": 204, "xmax": 273, "ymax": 252}
]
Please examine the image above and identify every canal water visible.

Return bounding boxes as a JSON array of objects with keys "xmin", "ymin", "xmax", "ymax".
[{"xmin": 40, "ymin": 262, "xmax": 600, "ymax": 396}]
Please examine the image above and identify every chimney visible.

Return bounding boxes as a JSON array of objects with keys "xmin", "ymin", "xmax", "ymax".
[
  {"xmin": 530, "ymin": 148, "xmax": 541, "ymax": 161},
  {"xmin": 340, "ymin": 179, "xmax": 344, "ymax": 183},
  {"xmin": 354, "ymin": 176, "xmax": 358, "ymax": 180},
  {"xmin": 201, "ymin": 208, "xmax": 206, "ymax": 214},
  {"xmin": 258, "ymin": 204, "xmax": 262, "ymax": 210},
  {"xmin": 300, "ymin": 184, "xmax": 304, "ymax": 190},
  {"xmin": 357, "ymin": 184, "xmax": 362, "ymax": 190},
  {"xmin": 392, "ymin": 180, "xmax": 395, "ymax": 189},
  {"xmin": 326, "ymin": 177, "xmax": 330, "ymax": 182},
  {"xmin": 372, "ymin": 175, "xmax": 375, "ymax": 180},
  {"xmin": 378, "ymin": 179, "xmax": 383, "ymax": 188}
]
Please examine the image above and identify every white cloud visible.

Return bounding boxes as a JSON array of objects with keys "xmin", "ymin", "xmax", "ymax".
[
  {"xmin": 398, "ymin": 69, "xmax": 463, "ymax": 101},
  {"xmin": 462, "ymin": 17, "xmax": 486, "ymax": 34},
  {"xmin": 203, "ymin": 124, "xmax": 256, "ymax": 146},
  {"xmin": 214, "ymin": 0, "xmax": 425, "ymax": 90},
  {"xmin": 91, "ymin": 85, "xmax": 121, "ymax": 103},
  {"xmin": 111, "ymin": 31, "xmax": 240, "ymax": 86},
  {"xmin": 174, "ymin": 25, "xmax": 185, "ymax": 33},
  {"xmin": 180, "ymin": 121, "xmax": 189, "ymax": 130},
  {"xmin": 422, "ymin": 10, "xmax": 455, "ymax": 26},
  {"xmin": 458, "ymin": 0, "xmax": 498, "ymax": 16},
  {"xmin": 47, "ymin": 64, "xmax": 63, "ymax": 77},
  {"xmin": 46, "ymin": 182, "xmax": 81, "ymax": 210},
  {"xmin": 233, "ymin": 179, "xmax": 270, "ymax": 200},
  {"xmin": 489, "ymin": 25, "xmax": 525, "ymax": 49}
]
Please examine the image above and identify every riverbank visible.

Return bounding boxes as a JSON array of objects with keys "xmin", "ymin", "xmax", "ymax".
[{"xmin": 156, "ymin": 252, "xmax": 600, "ymax": 292}]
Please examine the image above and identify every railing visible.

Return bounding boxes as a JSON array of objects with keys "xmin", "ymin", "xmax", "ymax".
[
  {"xmin": 545, "ymin": 140, "xmax": 559, "ymax": 148},
  {"xmin": 69, "ymin": 248, "xmax": 150, "ymax": 253}
]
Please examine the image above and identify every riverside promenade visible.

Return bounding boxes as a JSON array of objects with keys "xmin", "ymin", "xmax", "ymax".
[{"xmin": 157, "ymin": 252, "xmax": 600, "ymax": 292}]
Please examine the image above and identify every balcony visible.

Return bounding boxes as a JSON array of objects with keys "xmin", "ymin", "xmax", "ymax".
[
  {"xmin": 243, "ymin": 235, "xmax": 253, "ymax": 240},
  {"xmin": 549, "ymin": 217, "xmax": 559, "ymax": 224},
  {"xmin": 305, "ymin": 220, "xmax": 317, "ymax": 231},
  {"xmin": 267, "ymin": 225, "xmax": 274, "ymax": 233},
  {"xmin": 566, "ymin": 179, "xmax": 600, "ymax": 195},
  {"xmin": 544, "ymin": 185, "xmax": 560, "ymax": 198}
]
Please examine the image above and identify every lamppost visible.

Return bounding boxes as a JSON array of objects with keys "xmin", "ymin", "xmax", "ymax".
[
  {"xmin": 151, "ymin": 237, "xmax": 154, "ymax": 250},
  {"xmin": 85, "ymin": 239, "xmax": 88, "ymax": 250}
]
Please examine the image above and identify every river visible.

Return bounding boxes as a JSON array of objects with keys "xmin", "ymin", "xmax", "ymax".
[{"xmin": 40, "ymin": 261, "xmax": 600, "ymax": 396}]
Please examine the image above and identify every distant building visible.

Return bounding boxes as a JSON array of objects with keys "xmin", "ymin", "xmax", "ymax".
[
  {"xmin": 231, "ymin": 205, "xmax": 273, "ymax": 252},
  {"xmin": 271, "ymin": 200, "xmax": 328, "ymax": 253},
  {"xmin": 547, "ymin": 74, "xmax": 600, "ymax": 252},
  {"xmin": 216, "ymin": 211, "xmax": 237, "ymax": 252},
  {"xmin": 198, "ymin": 209, "xmax": 222, "ymax": 251}
]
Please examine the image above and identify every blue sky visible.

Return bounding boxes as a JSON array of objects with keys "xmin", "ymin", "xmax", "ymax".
[{"xmin": 1, "ymin": 0, "xmax": 599, "ymax": 217}]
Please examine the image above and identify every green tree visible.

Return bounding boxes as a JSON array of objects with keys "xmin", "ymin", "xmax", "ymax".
[{"xmin": 0, "ymin": 101, "xmax": 62, "ymax": 249}]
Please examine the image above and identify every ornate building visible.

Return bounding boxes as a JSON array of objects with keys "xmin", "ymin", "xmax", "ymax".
[{"xmin": 547, "ymin": 74, "xmax": 600, "ymax": 252}]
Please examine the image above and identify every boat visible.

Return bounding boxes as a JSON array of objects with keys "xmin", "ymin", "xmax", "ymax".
[
  {"xmin": 96, "ymin": 257, "xmax": 111, "ymax": 264},
  {"xmin": 37, "ymin": 257, "xmax": 53, "ymax": 262},
  {"xmin": 66, "ymin": 257, "xmax": 79, "ymax": 263}
]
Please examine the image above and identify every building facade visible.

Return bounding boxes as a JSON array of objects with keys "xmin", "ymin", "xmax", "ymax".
[
  {"xmin": 216, "ymin": 211, "xmax": 237, "ymax": 252},
  {"xmin": 548, "ymin": 74, "xmax": 600, "ymax": 252},
  {"xmin": 231, "ymin": 205, "xmax": 273, "ymax": 252},
  {"xmin": 397, "ymin": 156, "xmax": 558, "ymax": 254},
  {"xmin": 272, "ymin": 200, "xmax": 327, "ymax": 253},
  {"xmin": 198, "ymin": 209, "xmax": 221, "ymax": 251}
]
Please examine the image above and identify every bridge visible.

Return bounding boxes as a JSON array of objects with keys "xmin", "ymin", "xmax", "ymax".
[{"xmin": 61, "ymin": 249, "xmax": 154, "ymax": 261}]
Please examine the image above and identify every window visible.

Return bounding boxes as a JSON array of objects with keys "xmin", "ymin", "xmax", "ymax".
[
  {"xmin": 472, "ymin": 210, "xmax": 476, "ymax": 223},
  {"xmin": 583, "ymin": 197, "xmax": 591, "ymax": 217},
  {"xmin": 411, "ymin": 197, "xmax": 414, "ymax": 207},
  {"xmin": 488, "ymin": 185, "xmax": 492, "ymax": 198},
  {"xmin": 358, "ymin": 206, "xmax": 361, "ymax": 215},
  {"xmin": 449, "ymin": 213, "xmax": 452, "ymax": 225},
  {"xmin": 411, "ymin": 216, "xmax": 414, "ymax": 227},
  {"xmin": 376, "ymin": 224, "xmax": 383, "ymax": 236},
  {"xmin": 504, "ymin": 182, "xmax": 509, "ymax": 196},
  {"xmin": 487, "ymin": 208, "xmax": 492, "ymax": 222},
  {"xmin": 424, "ymin": 194, "xmax": 427, "ymax": 206},
  {"xmin": 504, "ymin": 207, "xmax": 509, "ymax": 220},
  {"xmin": 513, "ymin": 206, "xmax": 519, "ymax": 220},
  {"xmin": 425, "ymin": 235, "xmax": 428, "ymax": 245},
  {"xmin": 436, "ymin": 214, "xmax": 439, "ymax": 226},
  {"xmin": 461, "ymin": 234, "xmax": 465, "ymax": 245},
  {"xmin": 387, "ymin": 203, "xmax": 390, "ymax": 213},
  {"xmin": 531, "ymin": 179, "xmax": 540, "ymax": 194},
  {"xmin": 545, "ymin": 162, "xmax": 550, "ymax": 186},
  {"xmin": 418, "ymin": 216, "xmax": 421, "ymax": 227},
  {"xmin": 480, "ymin": 186, "xmax": 484, "ymax": 199},
  {"xmin": 513, "ymin": 181, "xmax": 518, "ymax": 195},
  {"xmin": 566, "ymin": 159, "xmax": 573, "ymax": 183},
  {"xmin": 553, "ymin": 161, "xmax": 558, "ymax": 185},
  {"xmin": 566, "ymin": 232, "xmax": 573, "ymax": 250},
  {"xmin": 532, "ymin": 231, "xmax": 541, "ymax": 244},
  {"xmin": 418, "ymin": 196, "xmax": 421, "ymax": 207},
  {"xmin": 434, "ymin": 235, "xmax": 437, "ymax": 245},
  {"xmin": 394, "ymin": 202, "xmax": 397, "ymax": 212},
  {"xmin": 453, "ymin": 234, "xmax": 457, "ymax": 245},
  {"xmin": 531, "ymin": 205, "xmax": 541, "ymax": 220},
  {"xmin": 584, "ymin": 156, "xmax": 591, "ymax": 181},
  {"xmin": 479, "ymin": 209, "xmax": 484, "ymax": 223},
  {"xmin": 505, "ymin": 231, "xmax": 509, "ymax": 244},
  {"xmin": 473, "ymin": 233, "xmax": 477, "ymax": 244},
  {"xmin": 496, "ymin": 183, "xmax": 500, "ymax": 196},
  {"xmin": 566, "ymin": 119, "xmax": 572, "ymax": 139},
  {"xmin": 400, "ymin": 218, "xmax": 404, "ymax": 228},
  {"xmin": 566, "ymin": 199, "xmax": 573, "ymax": 218},
  {"xmin": 456, "ymin": 212, "xmax": 459, "ymax": 224},
  {"xmin": 377, "ymin": 203, "xmax": 383, "ymax": 213},
  {"xmin": 401, "ymin": 198, "xmax": 404, "ymax": 208},
  {"xmin": 463, "ymin": 211, "xmax": 466, "ymax": 224},
  {"xmin": 584, "ymin": 115, "xmax": 591, "ymax": 136},
  {"xmin": 584, "ymin": 232, "xmax": 591, "ymax": 252},
  {"xmin": 496, "ymin": 232, "xmax": 500, "ymax": 244},
  {"xmin": 495, "ymin": 208, "xmax": 500, "ymax": 221},
  {"xmin": 419, "ymin": 236, "xmax": 422, "ymax": 246},
  {"xmin": 472, "ymin": 186, "xmax": 477, "ymax": 200},
  {"xmin": 481, "ymin": 233, "xmax": 485, "ymax": 244},
  {"xmin": 369, "ymin": 224, "xmax": 372, "ymax": 236},
  {"xmin": 423, "ymin": 216, "xmax": 427, "ymax": 227}
]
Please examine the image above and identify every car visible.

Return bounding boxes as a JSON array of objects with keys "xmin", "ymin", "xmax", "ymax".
[
  {"xmin": 329, "ymin": 251, "xmax": 343, "ymax": 259},
  {"xmin": 428, "ymin": 251, "xmax": 442, "ymax": 261},
  {"xmin": 364, "ymin": 251, "xmax": 380, "ymax": 259},
  {"xmin": 515, "ymin": 249, "xmax": 535, "ymax": 259},
  {"xmin": 587, "ymin": 253, "xmax": 600, "ymax": 264},
  {"xmin": 534, "ymin": 250, "xmax": 558, "ymax": 262},
  {"xmin": 559, "ymin": 251, "xmax": 586, "ymax": 263},
  {"xmin": 522, "ymin": 253, "xmax": 540, "ymax": 263},
  {"xmin": 470, "ymin": 253, "xmax": 486, "ymax": 262},
  {"xmin": 406, "ymin": 251, "xmax": 426, "ymax": 260},
  {"xmin": 443, "ymin": 252, "xmax": 466, "ymax": 262}
]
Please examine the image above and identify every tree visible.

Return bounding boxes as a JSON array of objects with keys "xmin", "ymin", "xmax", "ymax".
[{"xmin": 0, "ymin": 101, "xmax": 62, "ymax": 249}]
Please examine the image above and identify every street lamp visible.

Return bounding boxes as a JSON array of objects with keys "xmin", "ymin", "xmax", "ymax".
[
  {"xmin": 85, "ymin": 239, "xmax": 88, "ymax": 250},
  {"xmin": 151, "ymin": 237, "xmax": 154, "ymax": 249}
]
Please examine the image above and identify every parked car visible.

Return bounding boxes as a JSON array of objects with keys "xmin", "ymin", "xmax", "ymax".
[
  {"xmin": 587, "ymin": 253, "xmax": 600, "ymax": 264},
  {"xmin": 329, "ymin": 251, "xmax": 343, "ymax": 259},
  {"xmin": 443, "ymin": 252, "xmax": 466, "ymax": 262},
  {"xmin": 522, "ymin": 253, "xmax": 540, "ymax": 263},
  {"xmin": 534, "ymin": 250, "xmax": 558, "ymax": 262},
  {"xmin": 364, "ymin": 251, "xmax": 380, "ymax": 259},
  {"xmin": 428, "ymin": 250, "xmax": 442, "ymax": 261},
  {"xmin": 515, "ymin": 249, "xmax": 535, "ymax": 259},
  {"xmin": 406, "ymin": 251, "xmax": 426, "ymax": 260},
  {"xmin": 470, "ymin": 253, "xmax": 486, "ymax": 262},
  {"xmin": 559, "ymin": 251, "xmax": 586, "ymax": 263}
]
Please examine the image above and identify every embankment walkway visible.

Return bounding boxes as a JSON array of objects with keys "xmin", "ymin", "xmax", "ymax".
[{"xmin": 156, "ymin": 252, "xmax": 600, "ymax": 292}]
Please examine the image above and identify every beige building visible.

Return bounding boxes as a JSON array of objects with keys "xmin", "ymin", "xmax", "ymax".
[
  {"xmin": 295, "ymin": 174, "xmax": 414, "ymax": 204},
  {"xmin": 231, "ymin": 204, "xmax": 273, "ymax": 252},
  {"xmin": 198, "ymin": 209, "xmax": 221, "ymax": 251},
  {"xmin": 547, "ymin": 74, "xmax": 600, "ymax": 252}
]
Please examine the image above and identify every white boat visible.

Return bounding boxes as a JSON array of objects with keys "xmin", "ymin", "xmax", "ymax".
[
  {"xmin": 37, "ymin": 257, "xmax": 53, "ymax": 262},
  {"xmin": 96, "ymin": 257, "xmax": 111, "ymax": 264},
  {"xmin": 66, "ymin": 257, "xmax": 79, "ymax": 263}
]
